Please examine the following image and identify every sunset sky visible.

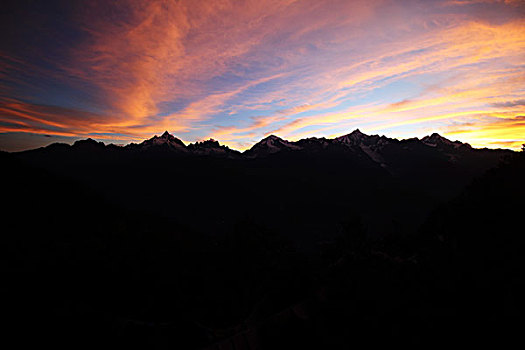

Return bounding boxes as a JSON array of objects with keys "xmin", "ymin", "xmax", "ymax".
[{"xmin": 1, "ymin": 0, "xmax": 524, "ymax": 151}]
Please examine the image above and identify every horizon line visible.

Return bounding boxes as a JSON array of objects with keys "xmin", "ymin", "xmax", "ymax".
[{"xmin": 3, "ymin": 128, "xmax": 521, "ymax": 154}]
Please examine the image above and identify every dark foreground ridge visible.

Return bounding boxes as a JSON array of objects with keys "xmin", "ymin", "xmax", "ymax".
[
  {"xmin": 1, "ymin": 131, "xmax": 523, "ymax": 349},
  {"xmin": 11, "ymin": 129, "xmax": 513, "ymax": 239}
]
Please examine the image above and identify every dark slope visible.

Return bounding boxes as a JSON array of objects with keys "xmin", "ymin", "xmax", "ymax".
[
  {"xmin": 1, "ymin": 139, "xmax": 522, "ymax": 349},
  {"xmin": 0, "ymin": 152, "xmax": 303, "ymax": 349},
  {"xmin": 416, "ymin": 149, "xmax": 525, "ymax": 346},
  {"xmin": 13, "ymin": 130, "xmax": 512, "ymax": 244}
]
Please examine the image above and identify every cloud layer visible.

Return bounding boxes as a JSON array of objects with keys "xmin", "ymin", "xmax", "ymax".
[{"xmin": 1, "ymin": 0, "xmax": 524, "ymax": 150}]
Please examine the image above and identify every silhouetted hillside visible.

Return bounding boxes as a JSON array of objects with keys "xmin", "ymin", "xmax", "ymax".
[
  {"xmin": 0, "ymin": 135, "xmax": 521, "ymax": 349},
  {"xmin": 417, "ymin": 147, "xmax": 525, "ymax": 345},
  {"xmin": 12, "ymin": 130, "xmax": 512, "ymax": 245}
]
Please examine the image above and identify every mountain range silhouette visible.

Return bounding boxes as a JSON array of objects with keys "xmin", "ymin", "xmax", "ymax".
[
  {"xmin": 20, "ymin": 129, "xmax": 486, "ymax": 159},
  {"xmin": 1, "ymin": 130, "xmax": 522, "ymax": 349},
  {"xmin": 7, "ymin": 129, "xmax": 513, "ymax": 241}
]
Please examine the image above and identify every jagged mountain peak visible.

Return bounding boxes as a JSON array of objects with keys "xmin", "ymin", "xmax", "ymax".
[
  {"xmin": 421, "ymin": 133, "xmax": 469, "ymax": 149},
  {"xmin": 339, "ymin": 128, "xmax": 367, "ymax": 137},
  {"xmin": 335, "ymin": 129, "xmax": 372, "ymax": 145},
  {"xmin": 134, "ymin": 131, "xmax": 186, "ymax": 150},
  {"xmin": 246, "ymin": 134, "xmax": 301, "ymax": 156},
  {"xmin": 155, "ymin": 131, "xmax": 182, "ymax": 142},
  {"xmin": 73, "ymin": 138, "xmax": 105, "ymax": 149},
  {"xmin": 256, "ymin": 134, "xmax": 293, "ymax": 146},
  {"xmin": 263, "ymin": 134, "xmax": 284, "ymax": 141},
  {"xmin": 255, "ymin": 134, "xmax": 288, "ymax": 147},
  {"xmin": 190, "ymin": 138, "xmax": 221, "ymax": 148},
  {"xmin": 187, "ymin": 138, "xmax": 240, "ymax": 157},
  {"xmin": 421, "ymin": 132, "xmax": 448, "ymax": 143}
]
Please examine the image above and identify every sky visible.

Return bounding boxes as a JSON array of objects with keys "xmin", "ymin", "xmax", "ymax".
[{"xmin": 1, "ymin": 0, "xmax": 524, "ymax": 152}]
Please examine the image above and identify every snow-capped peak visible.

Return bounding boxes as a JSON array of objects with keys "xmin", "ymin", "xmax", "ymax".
[
  {"xmin": 260, "ymin": 134, "xmax": 283, "ymax": 145},
  {"xmin": 258, "ymin": 134, "xmax": 288, "ymax": 143},
  {"xmin": 335, "ymin": 129, "xmax": 369, "ymax": 145},
  {"xmin": 157, "ymin": 131, "xmax": 181, "ymax": 142},
  {"xmin": 421, "ymin": 133, "xmax": 466, "ymax": 148},
  {"xmin": 245, "ymin": 134, "xmax": 301, "ymax": 157},
  {"xmin": 260, "ymin": 135, "xmax": 300, "ymax": 150},
  {"xmin": 138, "ymin": 131, "xmax": 186, "ymax": 149}
]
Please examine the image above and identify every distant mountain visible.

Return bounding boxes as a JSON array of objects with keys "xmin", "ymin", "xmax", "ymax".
[
  {"xmin": 18, "ymin": 129, "xmax": 511, "ymax": 166},
  {"xmin": 421, "ymin": 132, "xmax": 469, "ymax": 149},
  {"xmin": 244, "ymin": 135, "xmax": 302, "ymax": 157},
  {"xmin": 187, "ymin": 139, "xmax": 241, "ymax": 157},
  {"xmin": 128, "ymin": 131, "xmax": 187, "ymax": 152},
  {"xmin": 242, "ymin": 129, "xmax": 511, "ymax": 176},
  {"xmin": 11, "ymin": 129, "xmax": 513, "ymax": 242}
]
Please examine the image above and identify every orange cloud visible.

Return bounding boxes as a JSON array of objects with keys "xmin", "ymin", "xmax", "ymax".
[
  {"xmin": 1, "ymin": 0, "xmax": 524, "ymax": 151},
  {"xmin": 252, "ymin": 19, "xmax": 525, "ymax": 145},
  {"xmin": 63, "ymin": 0, "xmax": 378, "ymax": 128},
  {"xmin": 0, "ymin": 98, "xmax": 161, "ymax": 141}
]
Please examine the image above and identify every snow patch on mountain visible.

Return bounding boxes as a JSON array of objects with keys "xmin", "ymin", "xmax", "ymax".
[
  {"xmin": 360, "ymin": 144, "xmax": 385, "ymax": 164},
  {"xmin": 421, "ymin": 133, "xmax": 465, "ymax": 149},
  {"xmin": 262, "ymin": 135, "xmax": 301, "ymax": 151},
  {"xmin": 335, "ymin": 129, "xmax": 368, "ymax": 145},
  {"xmin": 245, "ymin": 135, "xmax": 302, "ymax": 157},
  {"xmin": 137, "ymin": 131, "xmax": 187, "ymax": 150}
]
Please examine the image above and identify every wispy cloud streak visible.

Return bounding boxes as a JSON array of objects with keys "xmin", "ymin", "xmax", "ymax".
[{"xmin": 1, "ymin": 0, "xmax": 524, "ymax": 150}]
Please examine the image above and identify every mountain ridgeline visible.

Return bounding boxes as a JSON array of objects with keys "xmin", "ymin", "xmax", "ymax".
[
  {"xmin": 2, "ymin": 130, "xmax": 522, "ymax": 349},
  {"xmin": 12, "ymin": 129, "xmax": 512, "ymax": 243}
]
